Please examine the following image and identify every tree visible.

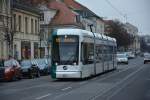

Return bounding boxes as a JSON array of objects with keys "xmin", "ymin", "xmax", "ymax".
[{"xmin": 106, "ymin": 20, "xmax": 133, "ymax": 49}]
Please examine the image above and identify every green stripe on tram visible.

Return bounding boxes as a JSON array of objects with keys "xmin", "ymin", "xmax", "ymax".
[
  {"xmin": 51, "ymin": 29, "xmax": 57, "ymax": 79},
  {"xmin": 51, "ymin": 64, "xmax": 56, "ymax": 79}
]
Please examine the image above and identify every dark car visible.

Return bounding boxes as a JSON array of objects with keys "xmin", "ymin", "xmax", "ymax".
[
  {"xmin": 35, "ymin": 58, "xmax": 51, "ymax": 75},
  {"xmin": 0, "ymin": 60, "xmax": 5, "ymax": 81},
  {"xmin": 21, "ymin": 60, "xmax": 40, "ymax": 78},
  {"xmin": 4, "ymin": 59, "xmax": 22, "ymax": 81}
]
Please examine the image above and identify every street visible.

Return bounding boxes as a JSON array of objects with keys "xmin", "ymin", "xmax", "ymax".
[{"xmin": 0, "ymin": 57, "xmax": 150, "ymax": 100}]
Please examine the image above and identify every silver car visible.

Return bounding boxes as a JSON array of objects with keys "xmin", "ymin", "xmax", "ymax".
[{"xmin": 117, "ymin": 53, "xmax": 128, "ymax": 64}]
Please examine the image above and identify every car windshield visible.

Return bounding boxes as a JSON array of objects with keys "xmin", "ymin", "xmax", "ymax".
[
  {"xmin": 117, "ymin": 54, "xmax": 126, "ymax": 58},
  {"xmin": 4, "ymin": 59, "xmax": 17, "ymax": 67},
  {"xmin": 144, "ymin": 53, "xmax": 150, "ymax": 57},
  {"xmin": 36, "ymin": 59, "xmax": 46, "ymax": 65},
  {"xmin": 21, "ymin": 60, "xmax": 31, "ymax": 67}
]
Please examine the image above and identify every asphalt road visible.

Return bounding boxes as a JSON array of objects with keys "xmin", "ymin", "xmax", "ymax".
[{"xmin": 0, "ymin": 56, "xmax": 149, "ymax": 100}]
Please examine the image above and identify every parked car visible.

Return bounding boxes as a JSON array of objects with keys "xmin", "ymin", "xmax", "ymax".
[
  {"xmin": 117, "ymin": 53, "xmax": 128, "ymax": 64},
  {"xmin": 4, "ymin": 59, "xmax": 22, "ymax": 81},
  {"xmin": 21, "ymin": 60, "xmax": 40, "ymax": 78},
  {"xmin": 144, "ymin": 52, "xmax": 150, "ymax": 64},
  {"xmin": 35, "ymin": 58, "xmax": 51, "ymax": 75},
  {"xmin": 0, "ymin": 60, "xmax": 5, "ymax": 81}
]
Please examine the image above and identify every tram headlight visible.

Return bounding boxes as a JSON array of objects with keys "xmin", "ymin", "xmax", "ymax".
[
  {"xmin": 55, "ymin": 62, "xmax": 58, "ymax": 66},
  {"xmin": 73, "ymin": 62, "xmax": 77, "ymax": 66}
]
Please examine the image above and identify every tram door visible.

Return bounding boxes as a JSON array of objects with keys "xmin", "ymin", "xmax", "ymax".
[
  {"xmin": 108, "ymin": 46, "xmax": 114, "ymax": 70},
  {"xmin": 95, "ymin": 45, "xmax": 103, "ymax": 74},
  {"xmin": 103, "ymin": 45, "xmax": 109, "ymax": 72}
]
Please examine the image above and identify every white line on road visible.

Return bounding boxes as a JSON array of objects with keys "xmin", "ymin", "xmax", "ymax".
[
  {"xmin": 36, "ymin": 93, "xmax": 52, "ymax": 100},
  {"xmin": 61, "ymin": 87, "xmax": 72, "ymax": 91}
]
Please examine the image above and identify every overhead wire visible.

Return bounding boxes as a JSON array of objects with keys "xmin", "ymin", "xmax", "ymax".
[{"xmin": 105, "ymin": 0, "xmax": 127, "ymax": 21}]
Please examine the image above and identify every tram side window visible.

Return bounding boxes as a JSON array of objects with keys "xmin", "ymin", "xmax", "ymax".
[
  {"xmin": 109, "ymin": 46, "xmax": 113, "ymax": 61},
  {"xmin": 81, "ymin": 43, "xmax": 94, "ymax": 65},
  {"xmin": 103, "ymin": 46, "xmax": 108, "ymax": 61},
  {"xmin": 96, "ymin": 46, "xmax": 103, "ymax": 62},
  {"xmin": 113, "ymin": 46, "xmax": 117, "ymax": 59}
]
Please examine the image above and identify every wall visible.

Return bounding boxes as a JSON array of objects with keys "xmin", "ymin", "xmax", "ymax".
[
  {"xmin": 12, "ymin": 8, "xmax": 40, "ymax": 60},
  {"xmin": 0, "ymin": 0, "xmax": 11, "ymax": 59}
]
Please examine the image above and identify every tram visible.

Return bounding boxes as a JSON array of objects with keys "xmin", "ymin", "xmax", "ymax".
[{"xmin": 51, "ymin": 29, "xmax": 117, "ymax": 79}]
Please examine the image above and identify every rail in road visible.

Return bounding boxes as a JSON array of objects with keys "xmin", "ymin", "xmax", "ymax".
[{"xmin": 0, "ymin": 57, "xmax": 146, "ymax": 100}]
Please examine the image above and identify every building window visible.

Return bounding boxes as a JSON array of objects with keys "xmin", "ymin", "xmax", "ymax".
[
  {"xmin": 5, "ymin": 0, "xmax": 10, "ymax": 14},
  {"xmin": 13, "ymin": 14, "xmax": 16, "ymax": 31},
  {"xmin": 25, "ymin": 17, "xmax": 28, "ymax": 34},
  {"xmin": 0, "ymin": 0, "xmax": 2, "ymax": 12},
  {"xmin": 35, "ymin": 20, "xmax": 37, "ymax": 34},
  {"xmin": 76, "ymin": 15, "xmax": 81, "ymax": 23},
  {"xmin": 14, "ymin": 44, "xmax": 18, "ymax": 59},
  {"xmin": 40, "ymin": 13, "xmax": 44, "ymax": 21},
  {"xmin": 21, "ymin": 41, "xmax": 31, "ymax": 59},
  {"xmin": 31, "ymin": 19, "xmax": 33, "ymax": 33},
  {"xmin": 34, "ymin": 42, "xmax": 39, "ymax": 58},
  {"xmin": 3, "ymin": 0, "xmax": 6, "ymax": 12},
  {"xmin": 0, "ymin": 16, "xmax": 3, "ymax": 22},
  {"xmin": 18, "ymin": 15, "xmax": 22, "ymax": 32}
]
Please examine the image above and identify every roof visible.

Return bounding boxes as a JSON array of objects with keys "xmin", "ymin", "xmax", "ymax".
[
  {"xmin": 63, "ymin": 0, "xmax": 103, "ymax": 20},
  {"xmin": 12, "ymin": 0, "xmax": 40, "ymax": 14},
  {"xmin": 54, "ymin": 28, "xmax": 116, "ymax": 42},
  {"xmin": 48, "ymin": 0, "xmax": 82, "ymax": 27}
]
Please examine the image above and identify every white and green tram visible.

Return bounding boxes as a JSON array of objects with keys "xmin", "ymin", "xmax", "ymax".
[{"xmin": 51, "ymin": 29, "xmax": 117, "ymax": 79}]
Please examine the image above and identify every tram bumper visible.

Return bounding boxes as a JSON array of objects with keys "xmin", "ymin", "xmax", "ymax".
[{"xmin": 56, "ymin": 71, "xmax": 81, "ymax": 78}]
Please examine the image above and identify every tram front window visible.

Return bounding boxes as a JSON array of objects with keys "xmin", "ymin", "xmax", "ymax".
[{"xmin": 52, "ymin": 35, "xmax": 79, "ymax": 65}]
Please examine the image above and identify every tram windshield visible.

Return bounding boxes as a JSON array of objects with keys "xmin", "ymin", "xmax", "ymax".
[{"xmin": 52, "ymin": 35, "xmax": 79, "ymax": 65}]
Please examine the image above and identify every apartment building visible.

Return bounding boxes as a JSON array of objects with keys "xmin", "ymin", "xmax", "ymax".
[
  {"xmin": 12, "ymin": 0, "xmax": 40, "ymax": 60},
  {"xmin": 0, "ymin": 0, "xmax": 11, "ymax": 59}
]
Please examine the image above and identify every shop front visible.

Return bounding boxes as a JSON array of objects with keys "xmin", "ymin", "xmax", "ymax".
[{"xmin": 21, "ymin": 41, "xmax": 31, "ymax": 59}]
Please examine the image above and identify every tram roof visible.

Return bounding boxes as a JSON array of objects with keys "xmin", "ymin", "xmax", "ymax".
[{"xmin": 55, "ymin": 28, "xmax": 116, "ymax": 42}]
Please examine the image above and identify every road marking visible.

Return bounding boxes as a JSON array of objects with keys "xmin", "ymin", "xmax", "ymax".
[
  {"xmin": 90, "ymin": 64, "xmax": 145, "ymax": 100},
  {"xmin": 105, "ymin": 65, "xmax": 146, "ymax": 100},
  {"xmin": 36, "ymin": 93, "xmax": 52, "ymax": 100},
  {"xmin": 61, "ymin": 87, "xmax": 72, "ymax": 91}
]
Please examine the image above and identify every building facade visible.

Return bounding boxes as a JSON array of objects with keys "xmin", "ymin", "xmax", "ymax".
[
  {"xmin": 12, "ymin": 0, "xmax": 40, "ymax": 60},
  {"xmin": 39, "ymin": 4, "xmax": 57, "ymax": 58},
  {"xmin": 63, "ymin": 0, "xmax": 105, "ymax": 34},
  {"xmin": 48, "ymin": 0, "xmax": 83, "ymax": 29},
  {"xmin": 0, "ymin": 0, "xmax": 11, "ymax": 59},
  {"xmin": 123, "ymin": 23, "xmax": 140, "ymax": 53}
]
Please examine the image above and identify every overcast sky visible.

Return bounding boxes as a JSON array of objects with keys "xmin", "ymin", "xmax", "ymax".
[{"xmin": 76, "ymin": 0, "xmax": 150, "ymax": 35}]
